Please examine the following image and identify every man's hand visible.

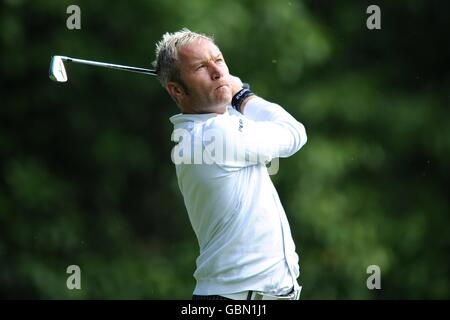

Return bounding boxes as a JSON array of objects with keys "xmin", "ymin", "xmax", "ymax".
[
  {"xmin": 230, "ymin": 75, "xmax": 244, "ymax": 96},
  {"xmin": 229, "ymin": 75, "xmax": 255, "ymax": 113}
]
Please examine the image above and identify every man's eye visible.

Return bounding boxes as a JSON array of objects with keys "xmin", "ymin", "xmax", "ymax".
[
  {"xmin": 216, "ymin": 58, "xmax": 224, "ymax": 63},
  {"xmin": 196, "ymin": 65, "xmax": 205, "ymax": 70}
]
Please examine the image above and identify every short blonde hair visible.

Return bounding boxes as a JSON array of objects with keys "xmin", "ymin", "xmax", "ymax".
[{"xmin": 153, "ymin": 28, "xmax": 215, "ymax": 88}]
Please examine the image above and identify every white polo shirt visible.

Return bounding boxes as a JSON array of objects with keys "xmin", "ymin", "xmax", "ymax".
[{"xmin": 169, "ymin": 97, "xmax": 307, "ymax": 296}]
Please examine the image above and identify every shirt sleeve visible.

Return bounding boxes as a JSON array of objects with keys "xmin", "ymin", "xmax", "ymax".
[{"xmin": 203, "ymin": 97, "xmax": 307, "ymax": 170}]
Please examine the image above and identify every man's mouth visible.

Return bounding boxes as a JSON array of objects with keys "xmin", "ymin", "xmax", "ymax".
[{"xmin": 215, "ymin": 84, "xmax": 228, "ymax": 90}]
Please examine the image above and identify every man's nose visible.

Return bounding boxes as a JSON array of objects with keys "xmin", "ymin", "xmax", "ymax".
[{"xmin": 209, "ymin": 63, "xmax": 223, "ymax": 80}]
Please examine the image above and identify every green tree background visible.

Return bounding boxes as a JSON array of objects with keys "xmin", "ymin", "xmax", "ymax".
[{"xmin": 1, "ymin": 0, "xmax": 449, "ymax": 299}]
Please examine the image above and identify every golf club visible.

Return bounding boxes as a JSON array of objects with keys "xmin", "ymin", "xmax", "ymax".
[{"xmin": 49, "ymin": 55, "xmax": 157, "ymax": 82}]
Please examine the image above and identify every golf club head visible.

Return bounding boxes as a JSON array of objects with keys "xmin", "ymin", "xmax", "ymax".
[{"xmin": 49, "ymin": 56, "xmax": 68, "ymax": 82}]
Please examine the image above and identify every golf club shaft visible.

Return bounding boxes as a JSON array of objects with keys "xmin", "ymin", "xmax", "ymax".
[{"xmin": 60, "ymin": 56, "xmax": 157, "ymax": 76}]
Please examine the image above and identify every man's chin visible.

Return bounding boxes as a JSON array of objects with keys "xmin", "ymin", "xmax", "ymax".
[{"xmin": 217, "ymin": 92, "xmax": 232, "ymax": 106}]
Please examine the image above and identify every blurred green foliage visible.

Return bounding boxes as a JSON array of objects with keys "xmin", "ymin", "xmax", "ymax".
[{"xmin": 0, "ymin": 0, "xmax": 449, "ymax": 299}]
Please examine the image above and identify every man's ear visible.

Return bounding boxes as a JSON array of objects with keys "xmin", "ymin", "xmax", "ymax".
[{"xmin": 167, "ymin": 82, "xmax": 185, "ymax": 100}]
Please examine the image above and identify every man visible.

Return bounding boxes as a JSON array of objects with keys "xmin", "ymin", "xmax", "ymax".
[{"xmin": 153, "ymin": 29, "xmax": 307, "ymax": 300}]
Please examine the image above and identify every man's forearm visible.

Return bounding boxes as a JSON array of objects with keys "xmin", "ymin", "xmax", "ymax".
[{"xmin": 240, "ymin": 96, "xmax": 308, "ymax": 158}]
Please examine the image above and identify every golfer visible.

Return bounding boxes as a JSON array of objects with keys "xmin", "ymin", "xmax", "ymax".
[{"xmin": 153, "ymin": 29, "xmax": 307, "ymax": 300}]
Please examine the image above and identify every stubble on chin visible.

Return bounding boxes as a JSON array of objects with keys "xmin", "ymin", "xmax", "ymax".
[{"xmin": 216, "ymin": 86, "xmax": 232, "ymax": 104}]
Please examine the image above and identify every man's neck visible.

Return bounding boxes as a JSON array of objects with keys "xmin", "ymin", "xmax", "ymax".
[{"xmin": 181, "ymin": 104, "xmax": 228, "ymax": 115}]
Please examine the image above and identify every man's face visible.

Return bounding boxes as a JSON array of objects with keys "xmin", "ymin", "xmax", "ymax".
[{"xmin": 169, "ymin": 39, "xmax": 232, "ymax": 114}]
